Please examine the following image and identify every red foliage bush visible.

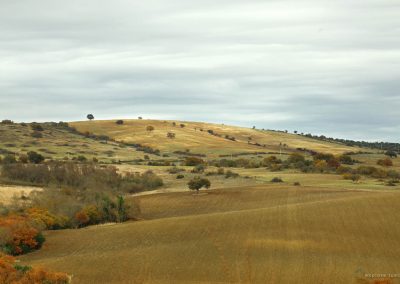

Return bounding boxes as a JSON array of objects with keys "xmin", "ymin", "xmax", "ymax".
[{"xmin": 0, "ymin": 253, "xmax": 69, "ymax": 283}]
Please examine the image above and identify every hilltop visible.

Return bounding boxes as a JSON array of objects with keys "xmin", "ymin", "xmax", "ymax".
[{"xmin": 70, "ymin": 119, "xmax": 362, "ymax": 157}]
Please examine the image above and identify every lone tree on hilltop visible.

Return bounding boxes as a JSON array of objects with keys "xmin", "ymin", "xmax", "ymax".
[
  {"xmin": 188, "ymin": 177, "xmax": 211, "ymax": 192},
  {"xmin": 87, "ymin": 114, "xmax": 94, "ymax": 121}
]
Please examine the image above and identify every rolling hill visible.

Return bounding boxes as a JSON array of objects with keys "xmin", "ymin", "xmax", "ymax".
[
  {"xmin": 20, "ymin": 185, "xmax": 400, "ymax": 284},
  {"xmin": 71, "ymin": 119, "xmax": 362, "ymax": 157}
]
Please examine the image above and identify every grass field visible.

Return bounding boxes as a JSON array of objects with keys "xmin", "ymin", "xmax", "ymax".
[
  {"xmin": 71, "ymin": 119, "xmax": 362, "ymax": 157},
  {"xmin": 20, "ymin": 185, "xmax": 400, "ymax": 284}
]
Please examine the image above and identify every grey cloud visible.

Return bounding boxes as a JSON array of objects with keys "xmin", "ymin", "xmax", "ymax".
[{"xmin": 0, "ymin": 0, "xmax": 399, "ymax": 141}]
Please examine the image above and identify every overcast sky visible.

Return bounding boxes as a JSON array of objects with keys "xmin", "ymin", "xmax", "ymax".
[{"xmin": 1, "ymin": 0, "xmax": 399, "ymax": 141}]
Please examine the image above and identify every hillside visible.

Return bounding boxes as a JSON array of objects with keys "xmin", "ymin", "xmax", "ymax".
[
  {"xmin": 21, "ymin": 185, "xmax": 400, "ymax": 283},
  {"xmin": 0, "ymin": 122, "xmax": 160, "ymax": 163},
  {"xmin": 71, "ymin": 119, "xmax": 362, "ymax": 157}
]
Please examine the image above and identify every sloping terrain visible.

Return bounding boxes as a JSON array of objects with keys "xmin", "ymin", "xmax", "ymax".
[
  {"xmin": 21, "ymin": 185, "xmax": 400, "ymax": 284},
  {"xmin": 0, "ymin": 122, "xmax": 159, "ymax": 163},
  {"xmin": 71, "ymin": 119, "xmax": 361, "ymax": 157}
]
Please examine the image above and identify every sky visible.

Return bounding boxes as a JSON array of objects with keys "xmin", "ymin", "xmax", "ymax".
[{"xmin": 0, "ymin": 0, "xmax": 399, "ymax": 141}]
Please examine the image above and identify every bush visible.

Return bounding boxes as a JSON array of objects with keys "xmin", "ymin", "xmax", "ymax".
[
  {"xmin": 0, "ymin": 253, "xmax": 69, "ymax": 283},
  {"xmin": 30, "ymin": 123, "xmax": 44, "ymax": 131},
  {"xmin": 377, "ymin": 158, "xmax": 393, "ymax": 167},
  {"xmin": 116, "ymin": 120, "xmax": 124, "ymax": 125},
  {"xmin": 1, "ymin": 154, "xmax": 17, "ymax": 165},
  {"xmin": 343, "ymin": 173, "xmax": 361, "ymax": 182},
  {"xmin": 385, "ymin": 150, "xmax": 397, "ymax": 158},
  {"xmin": 185, "ymin": 157, "xmax": 204, "ymax": 166},
  {"xmin": 287, "ymin": 153, "xmax": 305, "ymax": 164},
  {"xmin": 1, "ymin": 120, "xmax": 14, "ymax": 125},
  {"xmin": 191, "ymin": 164, "xmax": 205, "ymax": 173},
  {"xmin": 167, "ymin": 167, "xmax": 185, "ymax": 174},
  {"xmin": 271, "ymin": 177, "xmax": 283, "ymax": 183},
  {"xmin": 293, "ymin": 182, "xmax": 301, "ymax": 186},
  {"xmin": 339, "ymin": 154, "xmax": 354, "ymax": 165},
  {"xmin": 336, "ymin": 165, "xmax": 352, "ymax": 174},
  {"xmin": 31, "ymin": 131, "xmax": 43, "ymax": 138},
  {"xmin": 187, "ymin": 177, "xmax": 211, "ymax": 191},
  {"xmin": 0, "ymin": 215, "xmax": 45, "ymax": 255},
  {"xmin": 225, "ymin": 170, "xmax": 239, "ymax": 178},
  {"xmin": 176, "ymin": 174, "xmax": 185, "ymax": 179},
  {"xmin": 1, "ymin": 162, "xmax": 163, "ymax": 193},
  {"xmin": 27, "ymin": 151, "xmax": 45, "ymax": 164}
]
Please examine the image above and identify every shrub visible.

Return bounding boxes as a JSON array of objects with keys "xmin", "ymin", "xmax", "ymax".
[
  {"xmin": 0, "ymin": 215, "xmax": 45, "ymax": 255},
  {"xmin": 377, "ymin": 158, "xmax": 393, "ymax": 167},
  {"xmin": 271, "ymin": 177, "xmax": 283, "ymax": 183},
  {"xmin": 167, "ymin": 132, "xmax": 175, "ymax": 139},
  {"xmin": 386, "ymin": 180, "xmax": 398, "ymax": 186},
  {"xmin": 1, "ymin": 162, "xmax": 163, "ymax": 193},
  {"xmin": 1, "ymin": 120, "xmax": 14, "ymax": 125},
  {"xmin": 76, "ymin": 155, "xmax": 87, "ymax": 162},
  {"xmin": 336, "ymin": 165, "xmax": 352, "ymax": 174},
  {"xmin": 30, "ymin": 123, "xmax": 44, "ymax": 131},
  {"xmin": 287, "ymin": 153, "xmax": 305, "ymax": 164},
  {"xmin": 188, "ymin": 177, "xmax": 211, "ymax": 192},
  {"xmin": 1, "ymin": 154, "xmax": 17, "ymax": 165},
  {"xmin": 293, "ymin": 182, "xmax": 301, "ymax": 186},
  {"xmin": 146, "ymin": 125, "xmax": 155, "ymax": 132},
  {"xmin": 19, "ymin": 155, "xmax": 28, "ymax": 163},
  {"xmin": 185, "ymin": 157, "xmax": 204, "ymax": 166},
  {"xmin": 225, "ymin": 170, "xmax": 239, "ymax": 178},
  {"xmin": 0, "ymin": 253, "xmax": 69, "ymax": 283},
  {"xmin": 116, "ymin": 120, "xmax": 124, "ymax": 125},
  {"xmin": 27, "ymin": 151, "xmax": 45, "ymax": 164},
  {"xmin": 191, "ymin": 164, "xmax": 205, "ymax": 173},
  {"xmin": 176, "ymin": 174, "xmax": 185, "ymax": 179},
  {"xmin": 339, "ymin": 154, "xmax": 354, "ymax": 165},
  {"xmin": 343, "ymin": 173, "xmax": 361, "ymax": 182},
  {"xmin": 31, "ymin": 131, "xmax": 43, "ymax": 138},
  {"xmin": 167, "ymin": 167, "xmax": 185, "ymax": 174},
  {"xmin": 385, "ymin": 150, "xmax": 397, "ymax": 158}
]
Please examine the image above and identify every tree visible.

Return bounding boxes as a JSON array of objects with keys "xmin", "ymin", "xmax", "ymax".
[
  {"xmin": 187, "ymin": 177, "xmax": 211, "ymax": 192},
  {"xmin": 27, "ymin": 151, "xmax": 44, "ymax": 164},
  {"xmin": 167, "ymin": 132, "xmax": 175, "ymax": 139},
  {"xmin": 87, "ymin": 114, "xmax": 94, "ymax": 121},
  {"xmin": 385, "ymin": 150, "xmax": 397, "ymax": 158},
  {"xmin": 146, "ymin": 125, "xmax": 155, "ymax": 132}
]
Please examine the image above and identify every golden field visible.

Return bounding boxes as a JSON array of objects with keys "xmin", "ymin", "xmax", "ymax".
[{"xmin": 20, "ymin": 184, "xmax": 400, "ymax": 284}]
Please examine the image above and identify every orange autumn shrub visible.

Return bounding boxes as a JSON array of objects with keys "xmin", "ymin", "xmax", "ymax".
[
  {"xmin": 25, "ymin": 208, "xmax": 69, "ymax": 230},
  {"xmin": 0, "ymin": 253, "xmax": 69, "ymax": 284},
  {"xmin": 0, "ymin": 215, "xmax": 44, "ymax": 255}
]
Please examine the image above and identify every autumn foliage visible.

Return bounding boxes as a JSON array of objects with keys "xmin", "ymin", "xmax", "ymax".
[
  {"xmin": 0, "ymin": 253, "xmax": 69, "ymax": 284},
  {"xmin": 0, "ymin": 215, "xmax": 44, "ymax": 255}
]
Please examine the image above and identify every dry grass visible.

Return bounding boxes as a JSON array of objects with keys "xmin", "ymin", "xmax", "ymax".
[
  {"xmin": 71, "ymin": 119, "xmax": 361, "ymax": 157},
  {"xmin": 0, "ymin": 123, "xmax": 154, "ymax": 162},
  {"xmin": 20, "ymin": 185, "xmax": 400, "ymax": 283},
  {"xmin": 0, "ymin": 185, "xmax": 41, "ymax": 205}
]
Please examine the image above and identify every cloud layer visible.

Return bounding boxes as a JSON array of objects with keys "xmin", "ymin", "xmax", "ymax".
[{"xmin": 1, "ymin": 0, "xmax": 399, "ymax": 141}]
